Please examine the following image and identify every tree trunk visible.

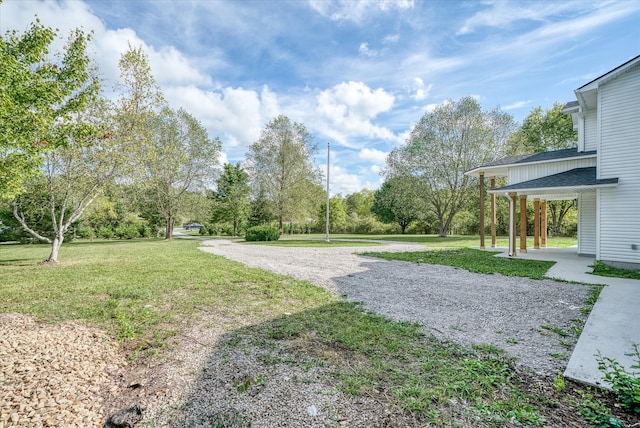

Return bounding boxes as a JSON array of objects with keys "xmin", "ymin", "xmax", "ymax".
[
  {"xmin": 165, "ymin": 216, "xmax": 173, "ymax": 240},
  {"xmin": 47, "ymin": 235, "xmax": 64, "ymax": 263},
  {"xmin": 233, "ymin": 217, "xmax": 238, "ymax": 236},
  {"xmin": 400, "ymin": 221, "xmax": 408, "ymax": 234}
]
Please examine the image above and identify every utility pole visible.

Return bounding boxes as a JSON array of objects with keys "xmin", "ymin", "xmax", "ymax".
[{"xmin": 325, "ymin": 142, "xmax": 330, "ymax": 243}]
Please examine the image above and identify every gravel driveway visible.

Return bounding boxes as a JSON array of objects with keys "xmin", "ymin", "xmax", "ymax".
[{"xmin": 199, "ymin": 239, "xmax": 592, "ymax": 376}]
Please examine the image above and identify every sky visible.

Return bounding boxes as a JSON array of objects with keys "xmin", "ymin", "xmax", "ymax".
[{"xmin": 2, "ymin": 0, "xmax": 640, "ymax": 195}]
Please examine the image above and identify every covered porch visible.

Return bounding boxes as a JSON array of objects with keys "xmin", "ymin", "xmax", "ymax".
[{"xmin": 473, "ymin": 167, "xmax": 618, "ymax": 258}]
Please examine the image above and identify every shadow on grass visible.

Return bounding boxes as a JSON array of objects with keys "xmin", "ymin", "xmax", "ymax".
[
  {"xmin": 166, "ymin": 299, "xmax": 622, "ymax": 427},
  {"xmin": 168, "ymin": 302, "xmax": 531, "ymax": 427}
]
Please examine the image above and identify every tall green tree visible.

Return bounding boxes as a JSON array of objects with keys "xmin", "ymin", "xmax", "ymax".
[
  {"xmin": 507, "ymin": 103, "xmax": 579, "ymax": 237},
  {"xmin": 0, "ymin": 20, "xmax": 100, "ymax": 199},
  {"xmin": 114, "ymin": 47, "xmax": 220, "ymax": 239},
  {"xmin": 141, "ymin": 107, "xmax": 221, "ymax": 239},
  {"xmin": 371, "ymin": 176, "xmax": 427, "ymax": 234},
  {"xmin": 345, "ymin": 188, "xmax": 375, "ymax": 218},
  {"xmin": 245, "ymin": 115, "xmax": 322, "ymax": 233},
  {"xmin": 319, "ymin": 196, "xmax": 348, "ymax": 233},
  {"xmin": 212, "ymin": 163, "xmax": 251, "ymax": 236},
  {"xmin": 386, "ymin": 97, "xmax": 515, "ymax": 237},
  {"xmin": 506, "ymin": 103, "xmax": 577, "ymax": 155}
]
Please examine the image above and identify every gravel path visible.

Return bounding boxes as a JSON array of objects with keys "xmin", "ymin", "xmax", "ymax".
[{"xmin": 198, "ymin": 239, "xmax": 592, "ymax": 376}]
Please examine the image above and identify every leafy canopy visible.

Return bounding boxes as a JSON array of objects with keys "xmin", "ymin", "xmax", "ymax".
[{"xmin": 0, "ymin": 20, "xmax": 99, "ymax": 199}]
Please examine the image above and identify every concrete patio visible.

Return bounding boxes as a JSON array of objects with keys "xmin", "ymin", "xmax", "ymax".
[{"xmin": 493, "ymin": 246, "xmax": 640, "ymax": 387}]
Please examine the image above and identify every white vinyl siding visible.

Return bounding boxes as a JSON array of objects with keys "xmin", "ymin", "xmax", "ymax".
[
  {"xmin": 578, "ymin": 192, "xmax": 596, "ymax": 256},
  {"xmin": 584, "ymin": 111, "xmax": 598, "ymax": 152},
  {"xmin": 597, "ymin": 66, "xmax": 640, "ymax": 264},
  {"xmin": 507, "ymin": 157, "xmax": 596, "ymax": 185}
]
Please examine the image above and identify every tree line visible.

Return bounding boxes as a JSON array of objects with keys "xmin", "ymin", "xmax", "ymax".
[{"xmin": 0, "ymin": 19, "xmax": 579, "ymax": 263}]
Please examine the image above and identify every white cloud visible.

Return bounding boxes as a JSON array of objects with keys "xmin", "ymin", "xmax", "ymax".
[
  {"xmin": 424, "ymin": 103, "xmax": 439, "ymax": 113},
  {"xmin": 457, "ymin": 1, "xmax": 577, "ymax": 35},
  {"xmin": 410, "ymin": 77, "xmax": 432, "ymax": 101},
  {"xmin": 324, "ymin": 164, "xmax": 364, "ymax": 195},
  {"xmin": 218, "ymin": 151, "xmax": 229, "ymax": 166},
  {"xmin": 316, "ymin": 81, "xmax": 396, "ymax": 141},
  {"xmin": 383, "ymin": 34, "xmax": 400, "ymax": 44},
  {"xmin": 165, "ymin": 85, "xmax": 281, "ymax": 154},
  {"xmin": 308, "ymin": 0, "xmax": 414, "ymax": 23},
  {"xmin": 358, "ymin": 148, "xmax": 388, "ymax": 163},
  {"xmin": 358, "ymin": 42, "xmax": 379, "ymax": 57},
  {"xmin": 502, "ymin": 100, "xmax": 533, "ymax": 110},
  {"xmin": 2, "ymin": 0, "xmax": 212, "ymax": 90}
]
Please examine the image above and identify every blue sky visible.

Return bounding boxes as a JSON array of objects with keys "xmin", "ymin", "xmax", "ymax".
[{"xmin": 2, "ymin": 0, "xmax": 640, "ymax": 195}]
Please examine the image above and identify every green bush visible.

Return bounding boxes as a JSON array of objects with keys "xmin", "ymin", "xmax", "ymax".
[
  {"xmin": 0, "ymin": 227, "xmax": 23, "ymax": 242},
  {"xmin": 138, "ymin": 224, "xmax": 153, "ymax": 238},
  {"xmin": 77, "ymin": 225, "xmax": 95, "ymax": 239},
  {"xmin": 245, "ymin": 225, "xmax": 279, "ymax": 242},
  {"xmin": 96, "ymin": 226, "xmax": 115, "ymax": 239},
  {"xmin": 115, "ymin": 224, "xmax": 140, "ymax": 239}
]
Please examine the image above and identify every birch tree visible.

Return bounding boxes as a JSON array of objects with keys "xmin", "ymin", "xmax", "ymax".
[
  {"xmin": 12, "ymin": 99, "xmax": 124, "ymax": 262},
  {"xmin": 385, "ymin": 97, "xmax": 515, "ymax": 237},
  {"xmin": 245, "ymin": 115, "xmax": 322, "ymax": 233}
]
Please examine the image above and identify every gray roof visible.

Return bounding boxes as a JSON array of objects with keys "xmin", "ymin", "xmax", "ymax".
[
  {"xmin": 577, "ymin": 54, "xmax": 640, "ymax": 90},
  {"xmin": 474, "ymin": 148, "xmax": 595, "ymax": 170},
  {"xmin": 563, "ymin": 100, "xmax": 579, "ymax": 112},
  {"xmin": 494, "ymin": 167, "xmax": 618, "ymax": 192}
]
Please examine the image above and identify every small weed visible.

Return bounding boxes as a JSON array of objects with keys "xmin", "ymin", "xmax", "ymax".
[
  {"xmin": 549, "ymin": 352, "xmax": 568, "ymax": 360},
  {"xmin": 597, "ymin": 344, "xmax": 640, "ymax": 414},
  {"xmin": 577, "ymin": 390, "xmax": 622, "ymax": 428},
  {"xmin": 553, "ymin": 373, "xmax": 566, "ymax": 392},
  {"xmin": 233, "ymin": 375, "xmax": 264, "ymax": 393},
  {"xmin": 506, "ymin": 338, "xmax": 518, "ymax": 345},
  {"xmin": 540, "ymin": 325, "xmax": 571, "ymax": 338}
]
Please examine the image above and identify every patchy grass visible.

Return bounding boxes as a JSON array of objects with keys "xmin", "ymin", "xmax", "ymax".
[
  {"xmin": 231, "ymin": 302, "xmax": 547, "ymax": 426},
  {"xmin": 361, "ymin": 247, "xmax": 556, "ymax": 280},
  {"xmin": 591, "ymin": 261, "xmax": 640, "ymax": 280}
]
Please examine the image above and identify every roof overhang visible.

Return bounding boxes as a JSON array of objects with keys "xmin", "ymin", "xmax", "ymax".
[
  {"xmin": 488, "ymin": 167, "xmax": 618, "ymax": 199},
  {"xmin": 465, "ymin": 152, "xmax": 596, "ymax": 178}
]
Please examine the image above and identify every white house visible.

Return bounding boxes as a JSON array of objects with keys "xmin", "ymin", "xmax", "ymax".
[{"xmin": 466, "ymin": 54, "xmax": 640, "ymax": 270}]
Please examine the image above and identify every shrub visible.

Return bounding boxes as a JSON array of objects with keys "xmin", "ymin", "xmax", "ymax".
[
  {"xmin": 138, "ymin": 224, "xmax": 153, "ymax": 238},
  {"xmin": 96, "ymin": 226, "xmax": 115, "ymax": 239},
  {"xmin": 245, "ymin": 225, "xmax": 279, "ymax": 242},
  {"xmin": 115, "ymin": 224, "xmax": 140, "ymax": 239},
  {"xmin": 76, "ymin": 225, "xmax": 95, "ymax": 239},
  {"xmin": 0, "ymin": 227, "xmax": 23, "ymax": 242}
]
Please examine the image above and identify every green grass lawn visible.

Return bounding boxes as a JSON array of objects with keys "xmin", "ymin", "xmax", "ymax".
[
  {"xmin": 361, "ymin": 247, "xmax": 556, "ymax": 280},
  {"xmin": 279, "ymin": 233, "xmax": 577, "ymax": 248},
  {"xmin": 0, "ymin": 239, "xmax": 628, "ymax": 426},
  {"xmin": 0, "ymin": 239, "xmax": 333, "ymax": 346}
]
